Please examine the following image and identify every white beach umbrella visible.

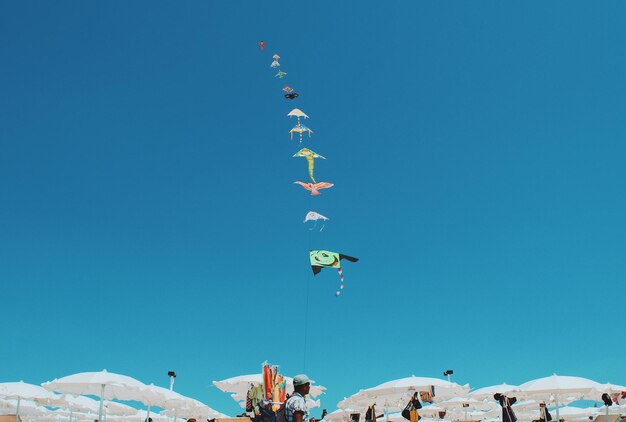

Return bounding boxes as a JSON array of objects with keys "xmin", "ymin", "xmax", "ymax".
[
  {"xmin": 48, "ymin": 395, "xmax": 102, "ymax": 422},
  {"xmin": 42, "ymin": 370, "xmax": 147, "ymax": 422},
  {"xmin": 0, "ymin": 398, "xmax": 53, "ymax": 420},
  {"xmin": 596, "ymin": 383, "xmax": 626, "ymax": 422},
  {"xmin": 519, "ymin": 375, "xmax": 603, "ymax": 399},
  {"xmin": 420, "ymin": 405, "xmax": 447, "ymax": 418},
  {"xmin": 136, "ymin": 384, "xmax": 195, "ymax": 422},
  {"xmin": 160, "ymin": 398, "xmax": 228, "ymax": 420},
  {"xmin": 549, "ymin": 406, "xmax": 597, "ymax": 421},
  {"xmin": 470, "ymin": 384, "xmax": 520, "ymax": 400},
  {"xmin": 49, "ymin": 395, "xmax": 100, "ymax": 414},
  {"xmin": 438, "ymin": 398, "xmax": 495, "ymax": 421},
  {"xmin": 322, "ymin": 408, "xmax": 357, "ymax": 422},
  {"xmin": 339, "ymin": 376, "xmax": 469, "ymax": 412},
  {"xmin": 103, "ymin": 401, "xmax": 138, "ymax": 416},
  {"xmin": 438, "ymin": 398, "xmax": 494, "ymax": 410},
  {"xmin": 519, "ymin": 375, "xmax": 604, "ymax": 422},
  {"xmin": 0, "ymin": 382, "xmax": 58, "ymax": 422}
]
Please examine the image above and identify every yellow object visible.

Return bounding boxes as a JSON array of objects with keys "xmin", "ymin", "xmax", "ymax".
[{"xmin": 409, "ymin": 409, "xmax": 419, "ymax": 422}]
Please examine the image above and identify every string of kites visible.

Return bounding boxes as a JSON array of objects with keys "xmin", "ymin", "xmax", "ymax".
[{"xmin": 259, "ymin": 40, "xmax": 358, "ymax": 297}]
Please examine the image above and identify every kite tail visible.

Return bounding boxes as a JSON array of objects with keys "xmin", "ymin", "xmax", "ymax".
[
  {"xmin": 306, "ymin": 157, "xmax": 316, "ymax": 183},
  {"xmin": 319, "ymin": 221, "xmax": 326, "ymax": 232},
  {"xmin": 335, "ymin": 268, "xmax": 345, "ymax": 297}
]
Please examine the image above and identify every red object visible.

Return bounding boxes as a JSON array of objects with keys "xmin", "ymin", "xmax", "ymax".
[{"xmin": 259, "ymin": 41, "xmax": 265, "ymax": 51}]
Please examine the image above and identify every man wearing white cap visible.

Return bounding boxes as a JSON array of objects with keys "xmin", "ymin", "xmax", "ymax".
[{"xmin": 286, "ymin": 374, "xmax": 315, "ymax": 422}]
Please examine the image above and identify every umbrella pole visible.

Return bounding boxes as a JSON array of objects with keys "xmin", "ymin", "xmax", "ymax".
[
  {"xmin": 147, "ymin": 405, "xmax": 151, "ymax": 422},
  {"xmin": 555, "ymin": 396, "xmax": 560, "ymax": 422},
  {"xmin": 174, "ymin": 407, "xmax": 177, "ymax": 422},
  {"xmin": 98, "ymin": 384, "xmax": 105, "ymax": 422},
  {"xmin": 605, "ymin": 404, "xmax": 609, "ymax": 422},
  {"xmin": 69, "ymin": 410, "xmax": 73, "ymax": 422},
  {"xmin": 15, "ymin": 397, "xmax": 21, "ymax": 422}
]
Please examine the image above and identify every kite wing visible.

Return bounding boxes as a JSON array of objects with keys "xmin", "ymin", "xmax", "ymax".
[
  {"xmin": 294, "ymin": 181, "xmax": 312, "ymax": 192},
  {"xmin": 304, "ymin": 211, "xmax": 329, "ymax": 222},
  {"xmin": 339, "ymin": 254, "xmax": 359, "ymax": 263},
  {"xmin": 313, "ymin": 182, "xmax": 333, "ymax": 190}
]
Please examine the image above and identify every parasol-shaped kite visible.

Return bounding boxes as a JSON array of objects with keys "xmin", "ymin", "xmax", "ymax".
[
  {"xmin": 290, "ymin": 123, "xmax": 313, "ymax": 142},
  {"xmin": 304, "ymin": 211, "xmax": 329, "ymax": 231}
]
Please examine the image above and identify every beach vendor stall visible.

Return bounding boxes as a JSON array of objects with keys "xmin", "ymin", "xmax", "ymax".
[{"xmin": 214, "ymin": 364, "xmax": 325, "ymax": 422}]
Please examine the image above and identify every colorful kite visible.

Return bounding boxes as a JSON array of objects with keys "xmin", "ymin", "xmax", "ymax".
[
  {"xmin": 272, "ymin": 54, "xmax": 280, "ymax": 60},
  {"xmin": 259, "ymin": 41, "xmax": 265, "ymax": 51},
  {"xmin": 309, "ymin": 250, "xmax": 359, "ymax": 296},
  {"xmin": 304, "ymin": 211, "xmax": 329, "ymax": 231},
  {"xmin": 293, "ymin": 148, "xmax": 325, "ymax": 183},
  {"xmin": 290, "ymin": 123, "xmax": 313, "ymax": 142},
  {"xmin": 294, "ymin": 181, "xmax": 333, "ymax": 196},
  {"xmin": 275, "ymin": 70, "xmax": 287, "ymax": 78},
  {"xmin": 271, "ymin": 60, "xmax": 280, "ymax": 68}
]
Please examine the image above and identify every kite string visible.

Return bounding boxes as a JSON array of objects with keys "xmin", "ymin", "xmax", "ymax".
[{"xmin": 303, "ymin": 195, "xmax": 313, "ymax": 372}]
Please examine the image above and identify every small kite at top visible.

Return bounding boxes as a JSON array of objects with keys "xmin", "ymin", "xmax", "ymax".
[
  {"xmin": 272, "ymin": 54, "xmax": 280, "ymax": 60},
  {"xmin": 259, "ymin": 41, "xmax": 265, "ymax": 51},
  {"xmin": 283, "ymin": 86, "xmax": 299, "ymax": 100},
  {"xmin": 309, "ymin": 250, "xmax": 359, "ymax": 296},
  {"xmin": 304, "ymin": 211, "xmax": 329, "ymax": 231},
  {"xmin": 293, "ymin": 148, "xmax": 325, "ymax": 183},
  {"xmin": 275, "ymin": 70, "xmax": 287, "ymax": 79},
  {"xmin": 294, "ymin": 181, "xmax": 333, "ymax": 196}
]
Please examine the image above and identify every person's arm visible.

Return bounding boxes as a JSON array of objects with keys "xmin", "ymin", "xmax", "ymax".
[{"xmin": 293, "ymin": 411, "xmax": 304, "ymax": 422}]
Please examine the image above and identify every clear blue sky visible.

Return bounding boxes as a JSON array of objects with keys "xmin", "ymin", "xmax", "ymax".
[{"xmin": 2, "ymin": 0, "xmax": 625, "ymax": 416}]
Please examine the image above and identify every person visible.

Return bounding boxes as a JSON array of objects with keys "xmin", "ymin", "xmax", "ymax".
[
  {"xmin": 286, "ymin": 374, "xmax": 315, "ymax": 422},
  {"xmin": 494, "ymin": 393, "xmax": 517, "ymax": 422},
  {"xmin": 539, "ymin": 402, "xmax": 552, "ymax": 422}
]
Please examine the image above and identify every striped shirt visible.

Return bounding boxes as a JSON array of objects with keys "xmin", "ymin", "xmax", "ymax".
[{"xmin": 286, "ymin": 392, "xmax": 309, "ymax": 422}]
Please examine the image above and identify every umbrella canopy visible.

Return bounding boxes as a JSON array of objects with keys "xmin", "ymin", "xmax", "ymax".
[
  {"xmin": 0, "ymin": 382, "xmax": 57, "ymax": 405},
  {"xmin": 338, "ymin": 376, "xmax": 469, "ymax": 412},
  {"xmin": 549, "ymin": 406, "xmax": 598, "ymax": 420},
  {"xmin": 438, "ymin": 397, "xmax": 495, "ymax": 411},
  {"xmin": 0, "ymin": 399, "xmax": 52, "ymax": 417},
  {"xmin": 48, "ymin": 395, "xmax": 100, "ymax": 414},
  {"xmin": 322, "ymin": 408, "xmax": 357, "ymax": 422},
  {"xmin": 43, "ymin": 370, "xmax": 147, "ymax": 402},
  {"xmin": 518, "ymin": 375, "xmax": 603, "ymax": 400},
  {"xmin": 103, "ymin": 401, "xmax": 139, "ymax": 416},
  {"xmin": 43, "ymin": 370, "xmax": 147, "ymax": 422},
  {"xmin": 138, "ymin": 384, "xmax": 193, "ymax": 409},
  {"xmin": 159, "ymin": 398, "xmax": 228, "ymax": 420},
  {"xmin": 419, "ymin": 405, "xmax": 447, "ymax": 418},
  {"xmin": 470, "ymin": 384, "xmax": 520, "ymax": 400}
]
